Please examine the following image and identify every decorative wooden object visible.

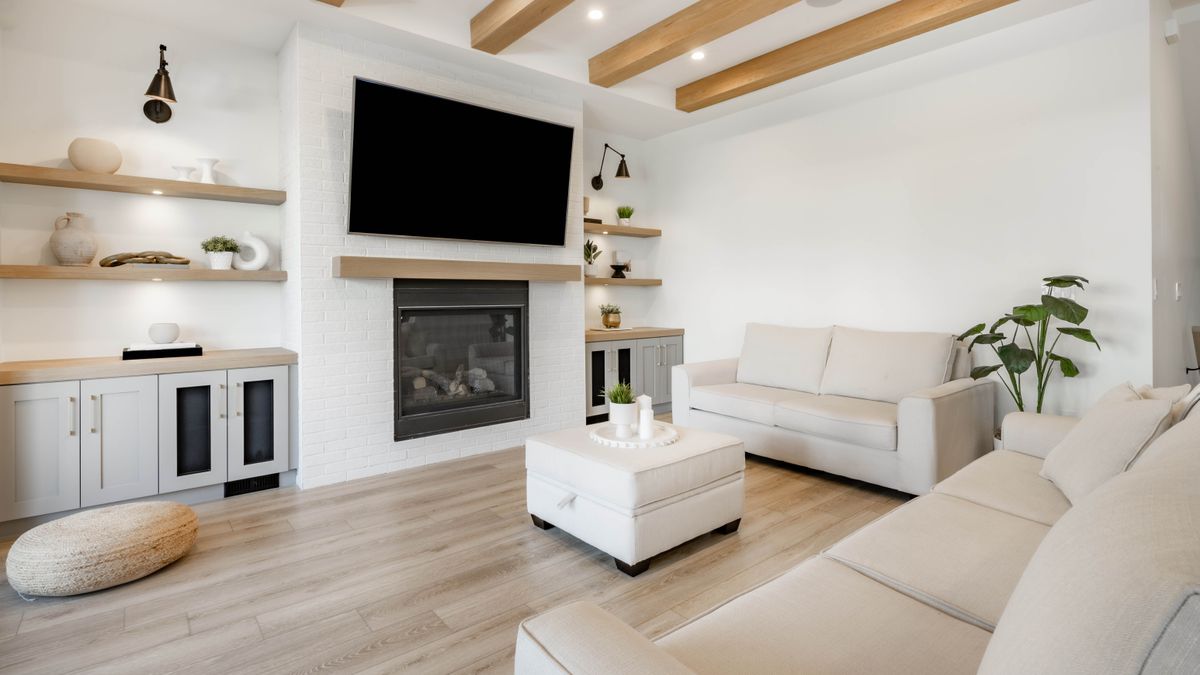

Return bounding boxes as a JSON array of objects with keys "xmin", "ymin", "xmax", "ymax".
[
  {"xmin": 585, "ymin": 277, "xmax": 662, "ymax": 287},
  {"xmin": 0, "ymin": 348, "xmax": 298, "ymax": 386},
  {"xmin": 586, "ymin": 327, "xmax": 684, "ymax": 343},
  {"xmin": 470, "ymin": 0, "xmax": 575, "ymax": 54},
  {"xmin": 675, "ymin": 0, "xmax": 1017, "ymax": 112},
  {"xmin": 0, "ymin": 163, "xmax": 286, "ymax": 205},
  {"xmin": 589, "ymin": 0, "xmax": 804, "ymax": 87},
  {"xmin": 583, "ymin": 223, "xmax": 662, "ymax": 238},
  {"xmin": 332, "ymin": 256, "xmax": 581, "ymax": 282},
  {"xmin": 0, "ymin": 265, "xmax": 286, "ymax": 282}
]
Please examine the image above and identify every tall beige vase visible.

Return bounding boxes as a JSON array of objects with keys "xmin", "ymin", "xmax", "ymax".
[{"xmin": 50, "ymin": 212, "xmax": 98, "ymax": 266}]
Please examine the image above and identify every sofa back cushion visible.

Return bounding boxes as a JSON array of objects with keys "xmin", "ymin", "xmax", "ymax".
[
  {"xmin": 979, "ymin": 451, "xmax": 1200, "ymax": 675},
  {"xmin": 819, "ymin": 327, "xmax": 955, "ymax": 404},
  {"xmin": 1131, "ymin": 404, "xmax": 1200, "ymax": 469},
  {"xmin": 1039, "ymin": 399, "xmax": 1172, "ymax": 504},
  {"xmin": 736, "ymin": 324, "xmax": 832, "ymax": 394}
]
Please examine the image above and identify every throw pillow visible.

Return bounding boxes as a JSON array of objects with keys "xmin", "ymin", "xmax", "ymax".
[
  {"xmin": 1138, "ymin": 383, "xmax": 1200, "ymax": 423},
  {"xmin": 1040, "ymin": 399, "xmax": 1173, "ymax": 504},
  {"xmin": 1095, "ymin": 382, "xmax": 1141, "ymax": 406}
]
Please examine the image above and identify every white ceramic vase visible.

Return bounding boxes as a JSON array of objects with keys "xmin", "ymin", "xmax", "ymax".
[
  {"xmin": 50, "ymin": 212, "xmax": 97, "ymax": 266},
  {"xmin": 207, "ymin": 251, "xmax": 234, "ymax": 270},
  {"xmin": 609, "ymin": 402, "xmax": 637, "ymax": 439},
  {"xmin": 172, "ymin": 166, "xmax": 195, "ymax": 181},
  {"xmin": 148, "ymin": 323, "xmax": 180, "ymax": 344},
  {"xmin": 197, "ymin": 158, "xmax": 219, "ymax": 185},
  {"xmin": 67, "ymin": 138, "xmax": 122, "ymax": 174},
  {"xmin": 232, "ymin": 231, "xmax": 270, "ymax": 271}
]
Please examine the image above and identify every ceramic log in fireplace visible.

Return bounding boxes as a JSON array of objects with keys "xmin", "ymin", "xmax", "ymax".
[{"xmin": 394, "ymin": 280, "xmax": 529, "ymax": 440}]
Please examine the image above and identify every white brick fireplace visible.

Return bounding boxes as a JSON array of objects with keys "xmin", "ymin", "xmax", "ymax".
[{"xmin": 280, "ymin": 25, "xmax": 585, "ymax": 488}]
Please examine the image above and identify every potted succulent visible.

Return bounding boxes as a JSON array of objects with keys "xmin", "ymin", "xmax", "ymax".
[
  {"xmin": 201, "ymin": 235, "xmax": 241, "ymax": 270},
  {"xmin": 606, "ymin": 381, "xmax": 637, "ymax": 439},
  {"xmin": 600, "ymin": 303, "xmax": 622, "ymax": 329},
  {"xmin": 584, "ymin": 240, "xmax": 603, "ymax": 278},
  {"xmin": 616, "ymin": 205, "xmax": 634, "ymax": 227}
]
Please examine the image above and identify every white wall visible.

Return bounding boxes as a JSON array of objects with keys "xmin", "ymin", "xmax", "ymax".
[
  {"xmin": 0, "ymin": 0, "xmax": 283, "ymax": 360},
  {"xmin": 1150, "ymin": 0, "xmax": 1200, "ymax": 385},
  {"xmin": 646, "ymin": 0, "xmax": 1155, "ymax": 416},
  {"xmin": 281, "ymin": 24, "xmax": 586, "ymax": 489}
]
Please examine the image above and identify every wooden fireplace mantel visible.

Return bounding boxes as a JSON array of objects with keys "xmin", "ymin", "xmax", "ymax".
[{"xmin": 331, "ymin": 256, "xmax": 581, "ymax": 282}]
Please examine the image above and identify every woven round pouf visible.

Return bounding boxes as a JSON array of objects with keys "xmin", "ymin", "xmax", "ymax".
[{"xmin": 6, "ymin": 501, "xmax": 198, "ymax": 597}]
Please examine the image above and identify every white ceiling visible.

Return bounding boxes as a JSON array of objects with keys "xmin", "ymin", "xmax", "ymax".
[{"xmin": 52, "ymin": 0, "xmax": 1096, "ymax": 138}]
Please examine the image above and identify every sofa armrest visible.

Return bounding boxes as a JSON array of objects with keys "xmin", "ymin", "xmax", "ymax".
[
  {"xmin": 1000, "ymin": 411, "xmax": 1078, "ymax": 459},
  {"xmin": 515, "ymin": 602, "xmax": 696, "ymax": 675},
  {"xmin": 671, "ymin": 358, "xmax": 738, "ymax": 427},
  {"xmin": 897, "ymin": 379, "xmax": 996, "ymax": 494}
]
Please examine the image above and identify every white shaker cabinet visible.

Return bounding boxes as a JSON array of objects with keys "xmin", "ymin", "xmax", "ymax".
[
  {"xmin": 80, "ymin": 376, "xmax": 158, "ymax": 507},
  {"xmin": 0, "ymin": 382, "xmax": 81, "ymax": 520}
]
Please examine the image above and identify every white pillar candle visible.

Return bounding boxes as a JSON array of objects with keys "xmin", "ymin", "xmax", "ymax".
[
  {"xmin": 636, "ymin": 394, "xmax": 652, "ymax": 412},
  {"xmin": 639, "ymin": 408, "xmax": 655, "ymax": 440}
]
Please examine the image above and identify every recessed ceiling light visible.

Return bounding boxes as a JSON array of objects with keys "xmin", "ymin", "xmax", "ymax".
[
  {"xmin": 691, "ymin": 50, "xmax": 705, "ymax": 61},
  {"xmin": 587, "ymin": 8, "xmax": 604, "ymax": 21}
]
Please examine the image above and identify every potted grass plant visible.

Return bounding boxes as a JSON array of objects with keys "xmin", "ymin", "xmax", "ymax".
[
  {"xmin": 606, "ymin": 381, "xmax": 637, "ymax": 438},
  {"xmin": 616, "ymin": 206, "xmax": 634, "ymax": 227},
  {"xmin": 200, "ymin": 235, "xmax": 241, "ymax": 271}
]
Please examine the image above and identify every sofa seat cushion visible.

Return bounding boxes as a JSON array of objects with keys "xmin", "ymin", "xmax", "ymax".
[
  {"xmin": 824, "ymin": 493, "xmax": 1049, "ymax": 631},
  {"xmin": 690, "ymin": 383, "xmax": 807, "ymax": 427},
  {"xmin": 736, "ymin": 323, "xmax": 832, "ymax": 393},
  {"xmin": 819, "ymin": 326, "xmax": 955, "ymax": 404},
  {"xmin": 774, "ymin": 395, "xmax": 898, "ymax": 451},
  {"xmin": 934, "ymin": 450, "xmax": 1070, "ymax": 526},
  {"xmin": 658, "ymin": 557, "xmax": 989, "ymax": 675}
]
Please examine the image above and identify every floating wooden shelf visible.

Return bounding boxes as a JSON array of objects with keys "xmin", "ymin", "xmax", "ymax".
[
  {"xmin": 586, "ymin": 327, "xmax": 684, "ymax": 343},
  {"xmin": 0, "ymin": 348, "xmax": 298, "ymax": 386},
  {"xmin": 333, "ymin": 256, "xmax": 581, "ymax": 282},
  {"xmin": 0, "ymin": 265, "xmax": 287, "ymax": 282},
  {"xmin": 585, "ymin": 277, "xmax": 662, "ymax": 287},
  {"xmin": 583, "ymin": 222, "xmax": 662, "ymax": 238},
  {"xmin": 0, "ymin": 162, "xmax": 286, "ymax": 205}
]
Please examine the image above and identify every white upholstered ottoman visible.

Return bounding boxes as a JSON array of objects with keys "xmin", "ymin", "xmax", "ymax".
[{"xmin": 525, "ymin": 424, "xmax": 745, "ymax": 576}]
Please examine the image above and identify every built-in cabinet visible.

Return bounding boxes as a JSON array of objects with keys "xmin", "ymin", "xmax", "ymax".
[
  {"xmin": 586, "ymin": 335, "xmax": 684, "ymax": 417},
  {"xmin": 0, "ymin": 364, "xmax": 291, "ymax": 523}
]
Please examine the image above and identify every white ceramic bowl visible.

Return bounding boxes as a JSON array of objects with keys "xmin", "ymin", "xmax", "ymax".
[
  {"xmin": 148, "ymin": 323, "xmax": 180, "ymax": 345},
  {"xmin": 67, "ymin": 138, "xmax": 122, "ymax": 174}
]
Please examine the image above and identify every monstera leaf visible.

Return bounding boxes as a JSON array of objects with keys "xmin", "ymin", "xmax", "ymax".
[
  {"xmin": 997, "ymin": 343, "xmax": 1036, "ymax": 375},
  {"xmin": 1042, "ymin": 295, "xmax": 1088, "ymax": 325},
  {"xmin": 1011, "ymin": 304, "xmax": 1050, "ymax": 324},
  {"xmin": 968, "ymin": 333, "xmax": 1007, "ymax": 352},
  {"xmin": 957, "ymin": 323, "xmax": 985, "ymax": 341},
  {"xmin": 970, "ymin": 364, "xmax": 1003, "ymax": 380},
  {"xmin": 1058, "ymin": 326, "xmax": 1100, "ymax": 349},
  {"xmin": 1048, "ymin": 353, "xmax": 1080, "ymax": 377}
]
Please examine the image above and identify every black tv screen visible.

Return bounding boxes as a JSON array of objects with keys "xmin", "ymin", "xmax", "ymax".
[{"xmin": 348, "ymin": 78, "xmax": 574, "ymax": 246}]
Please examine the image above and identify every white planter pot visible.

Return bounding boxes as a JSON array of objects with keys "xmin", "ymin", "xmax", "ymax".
[
  {"xmin": 609, "ymin": 402, "xmax": 637, "ymax": 439},
  {"xmin": 585, "ymin": 262, "xmax": 598, "ymax": 278},
  {"xmin": 207, "ymin": 251, "xmax": 235, "ymax": 270},
  {"xmin": 618, "ymin": 218, "xmax": 631, "ymax": 227}
]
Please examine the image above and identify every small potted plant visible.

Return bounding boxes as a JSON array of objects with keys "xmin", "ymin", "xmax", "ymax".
[
  {"xmin": 605, "ymin": 381, "xmax": 637, "ymax": 439},
  {"xmin": 584, "ymin": 240, "xmax": 602, "ymax": 278},
  {"xmin": 201, "ymin": 235, "xmax": 241, "ymax": 270},
  {"xmin": 600, "ymin": 303, "xmax": 622, "ymax": 329},
  {"xmin": 616, "ymin": 206, "xmax": 634, "ymax": 227}
]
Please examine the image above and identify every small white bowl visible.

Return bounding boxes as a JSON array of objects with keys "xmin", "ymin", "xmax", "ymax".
[{"xmin": 148, "ymin": 323, "xmax": 180, "ymax": 344}]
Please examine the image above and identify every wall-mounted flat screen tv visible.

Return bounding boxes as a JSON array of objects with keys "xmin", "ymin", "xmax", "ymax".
[{"xmin": 348, "ymin": 78, "xmax": 575, "ymax": 246}]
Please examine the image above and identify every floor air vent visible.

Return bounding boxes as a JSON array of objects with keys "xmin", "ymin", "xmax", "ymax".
[{"xmin": 225, "ymin": 474, "xmax": 280, "ymax": 498}]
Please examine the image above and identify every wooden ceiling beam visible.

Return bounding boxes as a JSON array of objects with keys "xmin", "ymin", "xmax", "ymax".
[
  {"xmin": 589, "ymin": 0, "xmax": 804, "ymax": 88},
  {"xmin": 675, "ymin": 0, "xmax": 1017, "ymax": 112},
  {"xmin": 471, "ymin": 0, "xmax": 575, "ymax": 54}
]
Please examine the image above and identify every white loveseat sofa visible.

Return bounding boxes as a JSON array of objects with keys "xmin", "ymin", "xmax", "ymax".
[
  {"xmin": 514, "ymin": 406, "xmax": 1200, "ymax": 674},
  {"xmin": 672, "ymin": 324, "xmax": 995, "ymax": 494}
]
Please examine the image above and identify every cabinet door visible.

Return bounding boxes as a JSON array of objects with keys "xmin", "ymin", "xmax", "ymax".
[
  {"xmin": 159, "ymin": 371, "xmax": 228, "ymax": 492},
  {"xmin": 80, "ymin": 376, "xmax": 158, "ymax": 507},
  {"xmin": 656, "ymin": 336, "xmax": 685, "ymax": 406},
  {"xmin": 605, "ymin": 340, "xmax": 638, "ymax": 394},
  {"xmin": 636, "ymin": 339, "xmax": 661, "ymax": 400},
  {"xmin": 0, "ymin": 381, "xmax": 80, "ymax": 520},
  {"xmin": 228, "ymin": 366, "xmax": 289, "ymax": 481},
  {"xmin": 585, "ymin": 344, "xmax": 609, "ymax": 416}
]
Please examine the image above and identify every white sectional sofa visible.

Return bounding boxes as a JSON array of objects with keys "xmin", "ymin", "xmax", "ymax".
[
  {"xmin": 672, "ymin": 324, "xmax": 995, "ymax": 494},
  {"xmin": 515, "ymin": 404, "xmax": 1200, "ymax": 674}
]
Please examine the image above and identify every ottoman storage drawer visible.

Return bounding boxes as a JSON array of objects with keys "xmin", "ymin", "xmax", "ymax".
[{"xmin": 525, "ymin": 425, "xmax": 745, "ymax": 576}]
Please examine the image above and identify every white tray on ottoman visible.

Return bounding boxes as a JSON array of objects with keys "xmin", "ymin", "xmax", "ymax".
[{"xmin": 525, "ymin": 423, "xmax": 745, "ymax": 576}]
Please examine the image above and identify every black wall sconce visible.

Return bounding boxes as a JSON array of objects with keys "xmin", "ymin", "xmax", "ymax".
[
  {"xmin": 143, "ymin": 44, "xmax": 176, "ymax": 124},
  {"xmin": 591, "ymin": 143, "xmax": 630, "ymax": 190}
]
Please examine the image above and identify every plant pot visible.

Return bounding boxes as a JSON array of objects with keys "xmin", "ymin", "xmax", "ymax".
[
  {"xmin": 207, "ymin": 251, "xmax": 235, "ymax": 270},
  {"xmin": 609, "ymin": 402, "xmax": 637, "ymax": 439},
  {"xmin": 602, "ymin": 312, "xmax": 622, "ymax": 329},
  {"xmin": 618, "ymin": 218, "xmax": 631, "ymax": 227},
  {"xmin": 585, "ymin": 262, "xmax": 598, "ymax": 278}
]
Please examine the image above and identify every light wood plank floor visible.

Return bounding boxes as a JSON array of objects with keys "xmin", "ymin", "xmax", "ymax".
[{"xmin": 0, "ymin": 447, "xmax": 908, "ymax": 674}]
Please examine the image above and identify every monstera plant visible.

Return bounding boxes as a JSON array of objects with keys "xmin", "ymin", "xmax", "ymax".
[{"xmin": 958, "ymin": 275, "xmax": 1100, "ymax": 413}]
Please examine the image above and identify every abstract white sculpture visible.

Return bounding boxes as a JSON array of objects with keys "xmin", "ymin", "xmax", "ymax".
[{"xmin": 233, "ymin": 231, "xmax": 270, "ymax": 271}]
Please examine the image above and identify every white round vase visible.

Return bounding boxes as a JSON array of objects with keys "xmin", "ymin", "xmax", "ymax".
[
  {"xmin": 207, "ymin": 251, "xmax": 235, "ymax": 270},
  {"xmin": 67, "ymin": 138, "xmax": 122, "ymax": 174},
  {"xmin": 148, "ymin": 323, "xmax": 180, "ymax": 344},
  {"xmin": 232, "ymin": 231, "xmax": 270, "ymax": 271}
]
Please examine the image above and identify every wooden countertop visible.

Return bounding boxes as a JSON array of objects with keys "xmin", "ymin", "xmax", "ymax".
[
  {"xmin": 585, "ymin": 327, "xmax": 684, "ymax": 343},
  {"xmin": 0, "ymin": 348, "xmax": 298, "ymax": 385}
]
